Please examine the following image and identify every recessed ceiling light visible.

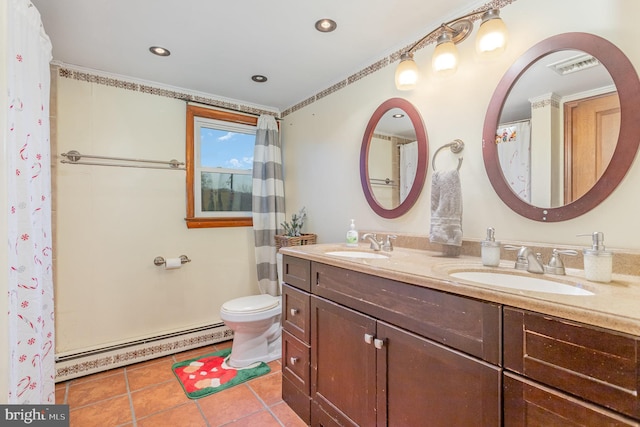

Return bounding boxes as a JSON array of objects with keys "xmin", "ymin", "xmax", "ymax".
[
  {"xmin": 315, "ymin": 19, "xmax": 337, "ymax": 33},
  {"xmin": 149, "ymin": 46, "xmax": 170, "ymax": 57},
  {"xmin": 392, "ymin": 113, "xmax": 405, "ymax": 119},
  {"xmin": 251, "ymin": 75, "xmax": 268, "ymax": 83}
]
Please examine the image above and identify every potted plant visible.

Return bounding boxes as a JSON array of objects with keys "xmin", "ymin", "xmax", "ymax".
[{"xmin": 274, "ymin": 207, "xmax": 317, "ymax": 249}]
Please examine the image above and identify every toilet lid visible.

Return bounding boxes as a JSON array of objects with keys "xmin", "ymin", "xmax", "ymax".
[{"xmin": 221, "ymin": 294, "xmax": 279, "ymax": 314}]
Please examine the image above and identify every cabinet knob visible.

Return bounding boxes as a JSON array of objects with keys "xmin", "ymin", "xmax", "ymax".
[
  {"xmin": 374, "ymin": 338, "xmax": 385, "ymax": 349},
  {"xmin": 364, "ymin": 333, "xmax": 374, "ymax": 344},
  {"xmin": 290, "ymin": 308, "xmax": 299, "ymax": 316},
  {"xmin": 290, "ymin": 356, "xmax": 299, "ymax": 365}
]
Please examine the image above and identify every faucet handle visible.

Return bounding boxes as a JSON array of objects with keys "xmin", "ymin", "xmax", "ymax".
[
  {"xmin": 544, "ymin": 249, "xmax": 578, "ymax": 275},
  {"xmin": 382, "ymin": 235, "xmax": 397, "ymax": 252}
]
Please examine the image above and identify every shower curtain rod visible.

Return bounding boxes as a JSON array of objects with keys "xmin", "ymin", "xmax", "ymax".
[{"xmin": 60, "ymin": 150, "xmax": 186, "ymax": 170}]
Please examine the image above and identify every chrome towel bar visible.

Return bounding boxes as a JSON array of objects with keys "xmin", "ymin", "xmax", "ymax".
[{"xmin": 60, "ymin": 150, "xmax": 185, "ymax": 170}]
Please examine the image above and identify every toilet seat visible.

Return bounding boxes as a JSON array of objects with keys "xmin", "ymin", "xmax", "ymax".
[{"xmin": 221, "ymin": 294, "xmax": 279, "ymax": 314}]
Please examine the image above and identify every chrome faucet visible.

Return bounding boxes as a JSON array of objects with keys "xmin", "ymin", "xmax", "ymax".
[
  {"xmin": 514, "ymin": 246, "xmax": 544, "ymax": 274},
  {"xmin": 362, "ymin": 233, "xmax": 384, "ymax": 251}
]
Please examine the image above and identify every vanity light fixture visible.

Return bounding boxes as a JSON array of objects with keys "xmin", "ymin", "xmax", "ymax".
[
  {"xmin": 149, "ymin": 46, "xmax": 171, "ymax": 57},
  {"xmin": 475, "ymin": 9, "xmax": 508, "ymax": 58},
  {"xmin": 395, "ymin": 8, "xmax": 508, "ymax": 90},
  {"xmin": 432, "ymin": 31, "xmax": 459, "ymax": 76}
]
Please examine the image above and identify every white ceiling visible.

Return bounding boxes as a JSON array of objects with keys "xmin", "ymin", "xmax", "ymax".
[{"xmin": 31, "ymin": 0, "xmax": 485, "ymax": 112}]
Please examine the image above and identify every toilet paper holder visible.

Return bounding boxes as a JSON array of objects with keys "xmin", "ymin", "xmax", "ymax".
[{"xmin": 154, "ymin": 255, "xmax": 191, "ymax": 266}]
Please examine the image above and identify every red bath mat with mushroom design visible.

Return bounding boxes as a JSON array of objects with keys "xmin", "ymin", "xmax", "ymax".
[{"xmin": 172, "ymin": 348, "xmax": 271, "ymax": 399}]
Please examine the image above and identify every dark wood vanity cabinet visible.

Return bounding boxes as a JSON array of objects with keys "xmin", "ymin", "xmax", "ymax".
[
  {"xmin": 281, "ymin": 254, "xmax": 640, "ymax": 426},
  {"xmin": 503, "ymin": 307, "xmax": 640, "ymax": 426},
  {"xmin": 310, "ymin": 262, "xmax": 502, "ymax": 426},
  {"xmin": 282, "ymin": 255, "xmax": 502, "ymax": 426}
]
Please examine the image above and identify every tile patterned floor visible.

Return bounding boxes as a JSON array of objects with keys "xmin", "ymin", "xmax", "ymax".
[{"xmin": 55, "ymin": 340, "xmax": 307, "ymax": 427}]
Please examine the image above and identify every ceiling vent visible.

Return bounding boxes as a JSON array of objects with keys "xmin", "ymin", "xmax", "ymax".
[{"xmin": 547, "ymin": 53, "xmax": 601, "ymax": 76}]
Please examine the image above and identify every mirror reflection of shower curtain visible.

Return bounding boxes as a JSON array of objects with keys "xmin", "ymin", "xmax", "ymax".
[
  {"xmin": 399, "ymin": 141, "xmax": 418, "ymax": 203},
  {"xmin": 496, "ymin": 121, "xmax": 531, "ymax": 202}
]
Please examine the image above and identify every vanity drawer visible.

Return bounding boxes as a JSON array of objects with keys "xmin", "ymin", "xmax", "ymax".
[
  {"xmin": 283, "ymin": 283, "xmax": 311, "ymax": 343},
  {"xmin": 283, "ymin": 255, "xmax": 312, "ymax": 292},
  {"xmin": 311, "ymin": 262, "xmax": 501, "ymax": 365},
  {"xmin": 283, "ymin": 373, "xmax": 311, "ymax": 424},
  {"xmin": 504, "ymin": 372, "xmax": 639, "ymax": 426},
  {"xmin": 504, "ymin": 307, "xmax": 640, "ymax": 420},
  {"xmin": 283, "ymin": 330, "xmax": 311, "ymax": 395}
]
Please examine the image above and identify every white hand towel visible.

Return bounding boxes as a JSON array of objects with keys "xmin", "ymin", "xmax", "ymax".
[{"xmin": 429, "ymin": 169, "xmax": 463, "ymax": 255}]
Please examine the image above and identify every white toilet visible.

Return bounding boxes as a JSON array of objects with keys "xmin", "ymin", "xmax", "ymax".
[{"xmin": 219, "ymin": 254, "xmax": 284, "ymax": 368}]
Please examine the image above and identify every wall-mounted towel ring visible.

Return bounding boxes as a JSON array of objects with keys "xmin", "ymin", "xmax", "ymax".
[{"xmin": 432, "ymin": 139, "xmax": 465, "ymax": 172}]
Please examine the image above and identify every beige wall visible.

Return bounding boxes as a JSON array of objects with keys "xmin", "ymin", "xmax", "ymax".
[
  {"xmin": 281, "ymin": 0, "xmax": 640, "ymax": 251},
  {"xmin": 54, "ymin": 78, "xmax": 259, "ymax": 354}
]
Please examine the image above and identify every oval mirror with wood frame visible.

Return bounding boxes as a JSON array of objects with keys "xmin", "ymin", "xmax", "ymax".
[
  {"xmin": 360, "ymin": 98, "xmax": 429, "ymax": 218},
  {"xmin": 483, "ymin": 32, "xmax": 640, "ymax": 222}
]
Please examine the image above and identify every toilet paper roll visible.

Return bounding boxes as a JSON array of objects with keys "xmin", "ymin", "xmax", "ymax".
[{"xmin": 164, "ymin": 257, "xmax": 182, "ymax": 270}]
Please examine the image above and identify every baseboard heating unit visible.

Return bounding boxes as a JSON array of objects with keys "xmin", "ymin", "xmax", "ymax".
[{"xmin": 55, "ymin": 323, "xmax": 233, "ymax": 382}]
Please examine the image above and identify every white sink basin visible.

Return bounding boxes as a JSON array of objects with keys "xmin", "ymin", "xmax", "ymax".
[
  {"xmin": 450, "ymin": 271, "xmax": 594, "ymax": 296},
  {"xmin": 325, "ymin": 251, "xmax": 389, "ymax": 259}
]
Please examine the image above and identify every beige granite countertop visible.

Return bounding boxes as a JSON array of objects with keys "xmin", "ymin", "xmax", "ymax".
[{"xmin": 280, "ymin": 243, "xmax": 640, "ymax": 337}]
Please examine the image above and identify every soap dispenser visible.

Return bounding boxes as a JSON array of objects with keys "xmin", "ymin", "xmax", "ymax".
[
  {"xmin": 481, "ymin": 227, "xmax": 501, "ymax": 267},
  {"xmin": 346, "ymin": 219, "xmax": 359, "ymax": 247},
  {"xmin": 578, "ymin": 232, "xmax": 613, "ymax": 283}
]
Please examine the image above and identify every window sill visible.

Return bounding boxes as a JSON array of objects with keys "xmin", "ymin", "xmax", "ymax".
[{"xmin": 185, "ymin": 217, "xmax": 253, "ymax": 229}]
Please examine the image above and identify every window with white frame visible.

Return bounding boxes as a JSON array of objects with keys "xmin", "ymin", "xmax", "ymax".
[
  {"xmin": 195, "ymin": 117, "xmax": 255, "ymax": 217},
  {"xmin": 185, "ymin": 105, "xmax": 258, "ymax": 228}
]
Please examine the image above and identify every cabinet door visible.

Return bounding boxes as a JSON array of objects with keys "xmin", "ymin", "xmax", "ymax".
[
  {"xmin": 378, "ymin": 321, "xmax": 501, "ymax": 427},
  {"xmin": 311, "ymin": 296, "xmax": 377, "ymax": 427},
  {"xmin": 504, "ymin": 372, "xmax": 639, "ymax": 427}
]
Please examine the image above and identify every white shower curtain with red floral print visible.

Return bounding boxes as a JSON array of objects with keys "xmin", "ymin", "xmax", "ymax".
[{"xmin": 6, "ymin": 0, "xmax": 54, "ymax": 403}]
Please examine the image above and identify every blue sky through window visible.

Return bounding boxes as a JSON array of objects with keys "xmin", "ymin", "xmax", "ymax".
[{"xmin": 200, "ymin": 127, "xmax": 255, "ymax": 170}]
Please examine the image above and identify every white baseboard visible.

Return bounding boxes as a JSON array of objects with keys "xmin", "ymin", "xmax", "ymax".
[{"xmin": 55, "ymin": 324, "xmax": 233, "ymax": 382}]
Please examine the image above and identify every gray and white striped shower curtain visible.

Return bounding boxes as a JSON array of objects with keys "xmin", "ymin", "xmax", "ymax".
[{"xmin": 252, "ymin": 115, "xmax": 285, "ymax": 296}]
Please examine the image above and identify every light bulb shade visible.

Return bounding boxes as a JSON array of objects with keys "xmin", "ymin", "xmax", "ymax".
[
  {"xmin": 432, "ymin": 33, "xmax": 459, "ymax": 76},
  {"xmin": 476, "ymin": 9, "xmax": 508, "ymax": 57},
  {"xmin": 395, "ymin": 53, "xmax": 419, "ymax": 90}
]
